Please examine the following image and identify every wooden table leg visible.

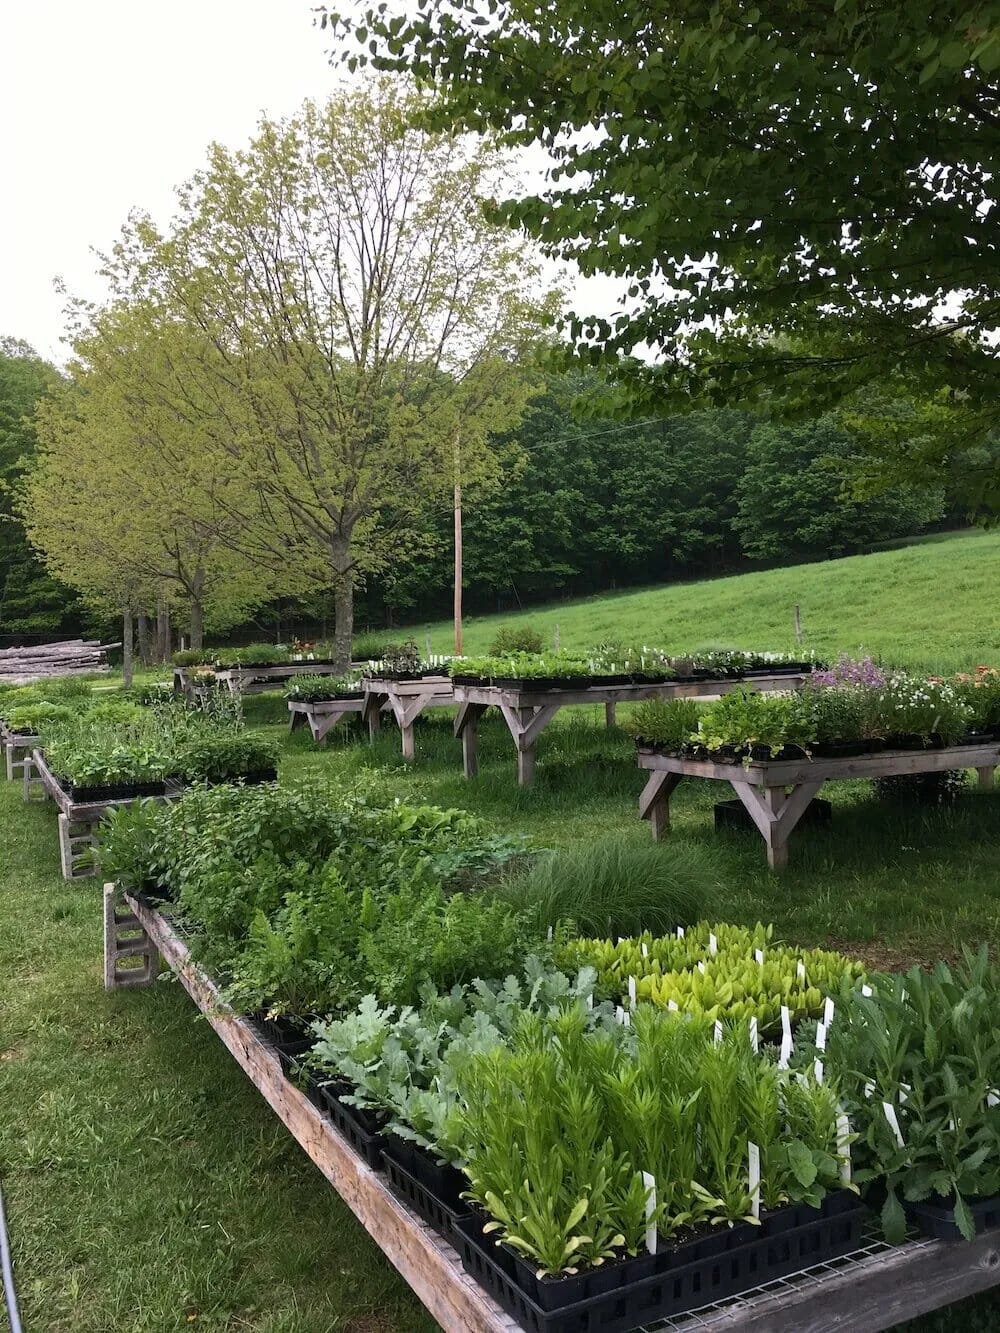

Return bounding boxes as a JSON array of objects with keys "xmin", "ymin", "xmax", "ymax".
[
  {"xmin": 730, "ymin": 779, "xmax": 824, "ymax": 871},
  {"xmin": 638, "ymin": 771, "xmax": 683, "ymax": 840},
  {"xmin": 363, "ymin": 692, "xmax": 383, "ymax": 741},
  {"xmin": 605, "ymin": 701, "xmax": 617, "ymax": 729},
  {"xmin": 454, "ymin": 702, "xmax": 484, "ymax": 779},
  {"xmin": 977, "ymin": 766, "xmax": 995, "ymax": 790}
]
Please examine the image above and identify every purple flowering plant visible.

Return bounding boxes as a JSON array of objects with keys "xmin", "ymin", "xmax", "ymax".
[{"xmin": 811, "ymin": 655, "xmax": 888, "ymax": 690}]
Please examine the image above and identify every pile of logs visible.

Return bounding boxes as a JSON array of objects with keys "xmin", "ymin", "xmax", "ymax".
[{"xmin": 0, "ymin": 639, "xmax": 117, "ymax": 685}]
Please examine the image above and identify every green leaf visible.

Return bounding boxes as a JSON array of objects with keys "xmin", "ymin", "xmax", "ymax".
[
  {"xmin": 788, "ymin": 1140, "xmax": 819, "ymax": 1189},
  {"xmin": 939, "ymin": 40, "xmax": 968, "ymax": 68},
  {"xmin": 954, "ymin": 1192, "xmax": 977, "ymax": 1242}
]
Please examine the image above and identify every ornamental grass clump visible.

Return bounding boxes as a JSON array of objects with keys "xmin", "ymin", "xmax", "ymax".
[
  {"xmin": 498, "ymin": 835, "xmax": 716, "ymax": 938},
  {"xmin": 557, "ymin": 924, "xmax": 865, "ymax": 1031},
  {"xmin": 624, "ymin": 697, "xmax": 703, "ymax": 750}
]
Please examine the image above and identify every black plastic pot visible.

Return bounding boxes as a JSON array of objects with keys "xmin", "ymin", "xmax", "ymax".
[
  {"xmin": 247, "ymin": 1012, "xmax": 312, "ymax": 1048},
  {"xmin": 906, "ymin": 1192, "xmax": 1000, "ymax": 1240},
  {"xmin": 885, "ymin": 733, "xmax": 929, "ymax": 751},
  {"xmin": 810, "ymin": 740, "xmax": 870, "ymax": 758},
  {"xmin": 381, "ymin": 1138, "xmax": 472, "ymax": 1238},
  {"xmin": 706, "ymin": 744, "xmax": 747, "ymax": 764},
  {"xmin": 453, "ymin": 1191, "xmax": 865, "ymax": 1333},
  {"xmin": 747, "ymin": 744, "xmax": 809, "ymax": 762},
  {"xmin": 65, "ymin": 778, "xmax": 168, "ymax": 802},
  {"xmin": 311, "ymin": 1079, "xmax": 389, "ymax": 1168}
]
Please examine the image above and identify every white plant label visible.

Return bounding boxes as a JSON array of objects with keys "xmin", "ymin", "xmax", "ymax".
[
  {"xmin": 754, "ymin": 948, "xmax": 765, "ymax": 966},
  {"xmin": 796, "ymin": 961, "xmax": 807, "ymax": 983},
  {"xmin": 623, "ymin": 1008, "xmax": 631, "ymax": 1028},
  {"xmin": 864, "ymin": 1079, "xmax": 875, "ymax": 1100},
  {"xmin": 714, "ymin": 1019, "xmax": 723, "ymax": 1045},
  {"xmin": 641, "ymin": 942, "xmax": 649, "ymax": 959},
  {"xmin": 748, "ymin": 1142, "xmax": 761, "ymax": 1220},
  {"xmin": 899, "ymin": 1082, "xmax": 911, "ymax": 1106},
  {"xmin": 824, "ymin": 997, "xmax": 836, "ymax": 1028},
  {"xmin": 697, "ymin": 961, "xmax": 706, "ymax": 974},
  {"xmin": 628, "ymin": 976, "xmax": 637, "ymax": 1010},
  {"xmin": 989, "ymin": 1090, "xmax": 1000, "ymax": 1109},
  {"xmin": 586, "ymin": 993, "xmax": 594, "ymax": 1010},
  {"xmin": 836, "ymin": 1112, "xmax": 853, "ymax": 1183},
  {"xmin": 882, "ymin": 1102, "xmax": 905, "ymax": 1150},
  {"xmin": 816, "ymin": 1021, "xmax": 828, "ymax": 1052},
  {"xmin": 709, "ymin": 932, "xmax": 718, "ymax": 956},
  {"xmin": 677, "ymin": 926, "xmax": 685, "ymax": 939},
  {"xmin": 546, "ymin": 925, "xmax": 553, "ymax": 942},
  {"xmin": 861, "ymin": 984, "xmax": 873, "ymax": 998},
  {"xmin": 814, "ymin": 1058, "xmax": 824, "ymax": 1085},
  {"xmin": 749, "ymin": 1016, "xmax": 759, "ymax": 1053},
  {"xmin": 667, "ymin": 999, "xmax": 679, "ymax": 1012},
  {"xmin": 778, "ymin": 1004, "xmax": 793, "ymax": 1068},
  {"xmin": 642, "ymin": 1171, "xmax": 657, "ymax": 1255},
  {"xmin": 615, "ymin": 1005, "xmax": 625, "ymax": 1025}
]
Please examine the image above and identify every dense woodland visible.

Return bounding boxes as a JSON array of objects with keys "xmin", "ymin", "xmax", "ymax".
[{"xmin": 0, "ymin": 340, "xmax": 961, "ymax": 646}]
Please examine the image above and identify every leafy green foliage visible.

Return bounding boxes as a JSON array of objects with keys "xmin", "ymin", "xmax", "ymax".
[
  {"xmin": 499, "ymin": 834, "xmax": 714, "ymax": 937},
  {"xmin": 101, "ymin": 780, "xmax": 533, "ymax": 1015},
  {"xmin": 308, "ymin": 961, "xmax": 609, "ymax": 1164},
  {"xmin": 284, "ymin": 673, "xmax": 363, "ymax": 702},
  {"xmin": 3, "ymin": 701, "xmax": 73, "ymax": 736},
  {"xmin": 213, "ymin": 644, "xmax": 289, "ymax": 668},
  {"xmin": 558, "ymin": 926, "xmax": 865, "ymax": 1032},
  {"xmin": 488, "ymin": 625, "xmax": 545, "ymax": 655},
  {"xmin": 326, "ymin": 0, "xmax": 1000, "ymax": 509},
  {"xmin": 624, "ymin": 698, "xmax": 703, "ymax": 749},
  {"xmin": 177, "ymin": 732, "xmax": 279, "ymax": 783},
  {"xmin": 825, "ymin": 951, "xmax": 1000, "ymax": 1242},
  {"xmin": 697, "ymin": 689, "xmax": 817, "ymax": 754},
  {"xmin": 457, "ymin": 1008, "xmax": 848, "ymax": 1274}
]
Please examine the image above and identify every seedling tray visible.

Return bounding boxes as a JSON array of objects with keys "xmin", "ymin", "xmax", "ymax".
[
  {"xmin": 907, "ymin": 1193, "xmax": 1000, "ymax": 1241},
  {"xmin": 381, "ymin": 1139, "xmax": 471, "ymax": 1239},
  {"xmin": 310, "ymin": 1079, "xmax": 388, "ymax": 1169},
  {"xmin": 453, "ymin": 1192, "xmax": 866, "ymax": 1333},
  {"xmin": 65, "ymin": 778, "xmax": 168, "ymax": 802}
]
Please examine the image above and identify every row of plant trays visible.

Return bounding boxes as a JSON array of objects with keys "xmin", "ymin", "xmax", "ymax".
[
  {"xmin": 450, "ymin": 664, "xmax": 814, "ymax": 691},
  {"xmin": 55, "ymin": 767, "xmax": 278, "ymax": 803},
  {"xmin": 291, "ymin": 690, "xmax": 365, "ymax": 703},
  {"xmin": 229, "ymin": 998, "xmax": 1000, "ymax": 1333},
  {"xmin": 254, "ymin": 1019, "xmax": 862, "ymax": 1332},
  {"xmin": 637, "ymin": 729, "xmax": 1000, "ymax": 764}
]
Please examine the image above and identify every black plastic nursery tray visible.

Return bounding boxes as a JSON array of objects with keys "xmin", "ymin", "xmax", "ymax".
[
  {"xmin": 381, "ymin": 1138, "xmax": 471, "ymax": 1239},
  {"xmin": 907, "ymin": 1193, "xmax": 1000, "ymax": 1241},
  {"xmin": 453, "ymin": 1192, "xmax": 865, "ymax": 1333},
  {"xmin": 65, "ymin": 778, "xmax": 168, "ymax": 802},
  {"xmin": 715, "ymin": 797, "xmax": 832, "ymax": 833}
]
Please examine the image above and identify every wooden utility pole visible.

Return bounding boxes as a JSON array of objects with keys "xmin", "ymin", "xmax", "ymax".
[{"xmin": 453, "ymin": 429, "xmax": 463, "ymax": 656}]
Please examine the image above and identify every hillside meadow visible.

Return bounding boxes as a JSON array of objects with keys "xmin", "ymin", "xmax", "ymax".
[{"xmin": 412, "ymin": 528, "xmax": 1000, "ymax": 673}]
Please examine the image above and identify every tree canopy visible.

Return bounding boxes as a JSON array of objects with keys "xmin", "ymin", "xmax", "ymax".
[
  {"xmin": 83, "ymin": 80, "xmax": 554, "ymax": 664},
  {"xmin": 323, "ymin": 4, "xmax": 1000, "ymax": 501}
]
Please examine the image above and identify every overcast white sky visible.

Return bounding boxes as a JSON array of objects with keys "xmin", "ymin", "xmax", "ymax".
[
  {"xmin": 3, "ymin": 1, "xmax": 622, "ymax": 367},
  {"xmin": 1, "ymin": 1, "xmax": 371, "ymax": 361}
]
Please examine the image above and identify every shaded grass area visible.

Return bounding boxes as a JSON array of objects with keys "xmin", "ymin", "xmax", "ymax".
[
  {"xmin": 2, "ymin": 689, "xmax": 1000, "ymax": 1328},
  {"xmin": 405, "ymin": 527, "xmax": 1000, "ymax": 674}
]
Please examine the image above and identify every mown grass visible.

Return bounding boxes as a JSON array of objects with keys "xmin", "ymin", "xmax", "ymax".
[
  {"xmin": 407, "ymin": 526, "xmax": 1000, "ymax": 674},
  {"xmin": 4, "ymin": 644, "xmax": 1000, "ymax": 1326}
]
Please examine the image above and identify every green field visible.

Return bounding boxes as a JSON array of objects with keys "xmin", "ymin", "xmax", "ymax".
[
  {"xmin": 414, "ymin": 528, "xmax": 1000, "ymax": 673},
  {"xmin": 5, "ymin": 531, "xmax": 1000, "ymax": 1330}
]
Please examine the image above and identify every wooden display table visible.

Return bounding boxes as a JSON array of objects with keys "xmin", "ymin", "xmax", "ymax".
[
  {"xmin": 1, "ymin": 721, "xmax": 38, "ymax": 781},
  {"xmin": 362, "ymin": 675, "xmax": 455, "ymax": 761},
  {"xmin": 288, "ymin": 697, "xmax": 367, "ymax": 743},
  {"xmin": 215, "ymin": 662, "xmax": 351, "ymax": 697},
  {"xmin": 637, "ymin": 742, "xmax": 1000, "ymax": 869},
  {"xmin": 104, "ymin": 886, "xmax": 1000, "ymax": 1333},
  {"xmin": 454, "ymin": 674, "xmax": 809, "ymax": 788},
  {"xmin": 25, "ymin": 749, "xmax": 182, "ymax": 880}
]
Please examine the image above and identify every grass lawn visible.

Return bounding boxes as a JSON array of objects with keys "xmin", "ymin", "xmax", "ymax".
[
  {"xmin": 7, "ymin": 543, "xmax": 1000, "ymax": 1328},
  {"xmin": 407, "ymin": 527, "xmax": 1000, "ymax": 674}
]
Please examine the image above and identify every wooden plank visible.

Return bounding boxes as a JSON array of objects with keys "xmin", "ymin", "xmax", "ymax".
[
  {"xmin": 124, "ymin": 896, "xmax": 517, "ymax": 1333},
  {"xmin": 452, "ymin": 674, "xmax": 808, "ymax": 711},
  {"xmin": 115, "ymin": 896, "xmax": 1000, "ymax": 1333},
  {"xmin": 637, "ymin": 744, "xmax": 1000, "ymax": 785},
  {"xmin": 685, "ymin": 1230, "xmax": 1000, "ymax": 1332}
]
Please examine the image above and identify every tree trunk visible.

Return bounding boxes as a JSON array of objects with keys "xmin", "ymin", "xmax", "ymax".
[
  {"xmin": 190, "ymin": 597, "xmax": 204, "ymax": 651},
  {"xmin": 155, "ymin": 592, "xmax": 171, "ymax": 664},
  {"xmin": 332, "ymin": 560, "xmax": 354, "ymax": 671},
  {"xmin": 137, "ymin": 612, "xmax": 151, "ymax": 666},
  {"xmin": 454, "ymin": 475, "xmax": 463, "ymax": 657},
  {"xmin": 453, "ymin": 429, "xmax": 463, "ymax": 657},
  {"xmin": 122, "ymin": 608, "xmax": 134, "ymax": 688}
]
